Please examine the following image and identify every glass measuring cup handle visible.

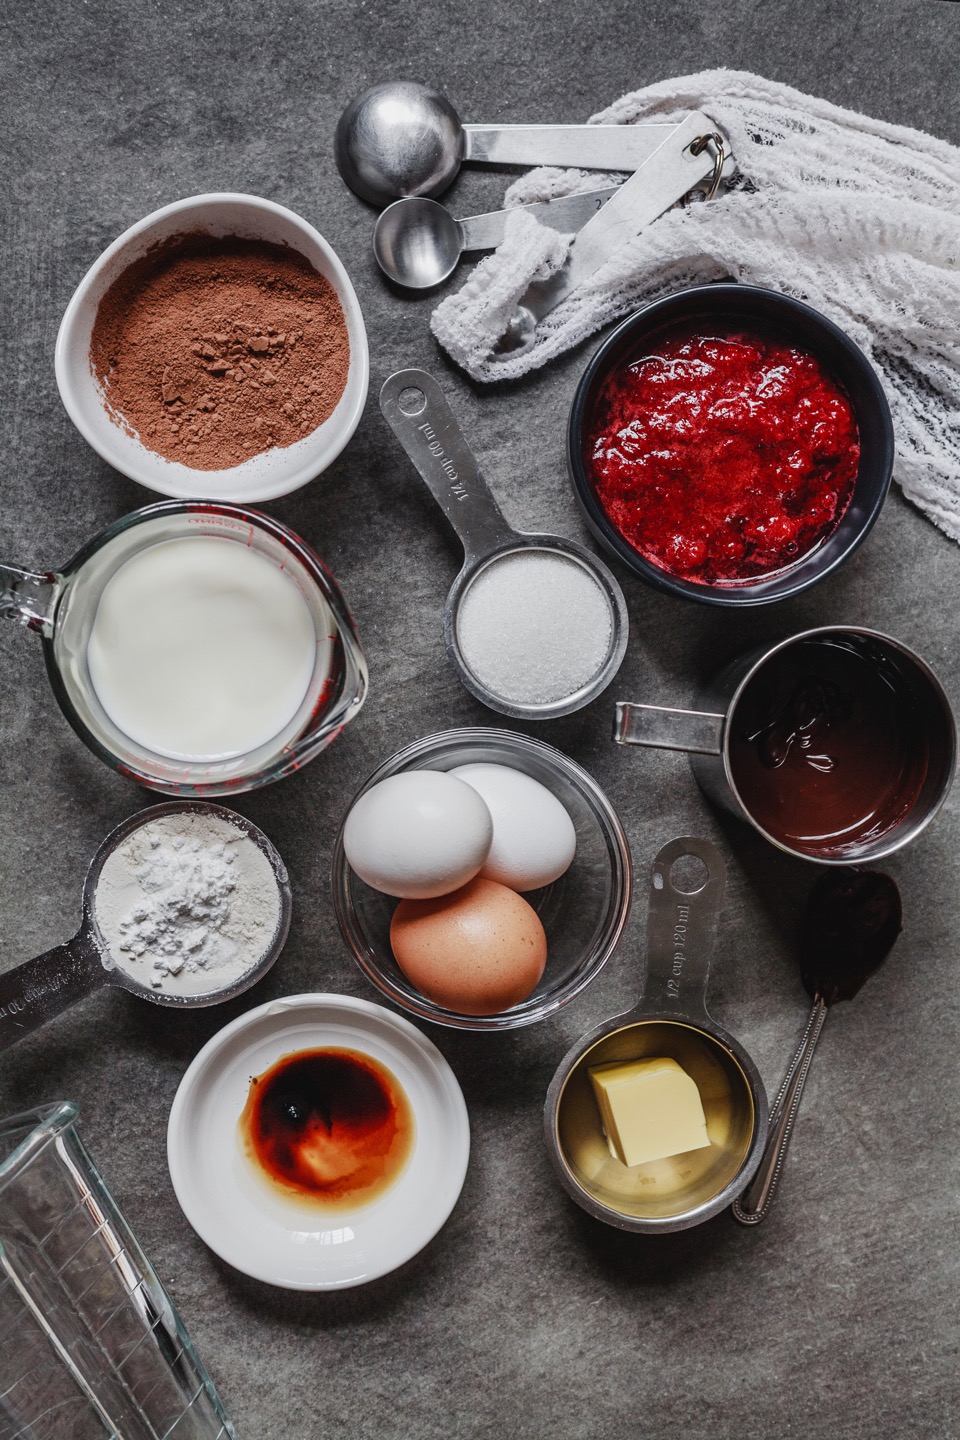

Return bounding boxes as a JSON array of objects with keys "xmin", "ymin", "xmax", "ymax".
[
  {"xmin": 615, "ymin": 701, "xmax": 724, "ymax": 756},
  {"xmin": 639, "ymin": 836, "xmax": 726, "ymax": 1023},
  {"xmin": 0, "ymin": 564, "xmax": 59, "ymax": 635},
  {"xmin": 0, "ymin": 929, "xmax": 105, "ymax": 1050},
  {"xmin": 379, "ymin": 369, "xmax": 517, "ymax": 566}
]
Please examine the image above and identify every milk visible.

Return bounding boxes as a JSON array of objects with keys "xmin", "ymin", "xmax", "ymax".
[{"xmin": 87, "ymin": 537, "xmax": 321, "ymax": 762}]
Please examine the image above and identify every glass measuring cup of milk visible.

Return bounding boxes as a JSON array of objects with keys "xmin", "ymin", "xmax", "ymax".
[{"xmin": 0, "ymin": 501, "xmax": 367, "ymax": 795}]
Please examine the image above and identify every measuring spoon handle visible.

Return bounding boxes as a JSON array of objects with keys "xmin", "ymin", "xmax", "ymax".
[
  {"xmin": 380, "ymin": 370, "xmax": 517, "ymax": 564},
  {"xmin": 462, "ymin": 123, "xmax": 675, "ymax": 171},
  {"xmin": 0, "ymin": 932, "xmax": 106, "ymax": 1051},
  {"xmin": 731, "ymin": 997, "xmax": 829, "ymax": 1225},
  {"xmin": 498, "ymin": 113, "xmax": 726, "ymax": 353},
  {"xmin": 458, "ymin": 186, "xmax": 620, "ymax": 252}
]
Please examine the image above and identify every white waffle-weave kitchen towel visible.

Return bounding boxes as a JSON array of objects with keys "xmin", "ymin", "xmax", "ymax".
[{"xmin": 431, "ymin": 69, "xmax": 960, "ymax": 539}]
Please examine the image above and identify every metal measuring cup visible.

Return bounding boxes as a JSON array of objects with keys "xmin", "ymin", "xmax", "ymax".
[
  {"xmin": 616, "ymin": 626, "xmax": 957, "ymax": 865},
  {"xmin": 380, "ymin": 369, "xmax": 628, "ymax": 720},
  {"xmin": 0, "ymin": 802, "xmax": 292, "ymax": 1050},
  {"xmin": 544, "ymin": 837, "xmax": 768, "ymax": 1232}
]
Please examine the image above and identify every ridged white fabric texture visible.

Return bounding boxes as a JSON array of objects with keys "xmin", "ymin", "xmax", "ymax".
[{"xmin": 430, "ymin": 69, "xmax": 960, "ymax": 539}]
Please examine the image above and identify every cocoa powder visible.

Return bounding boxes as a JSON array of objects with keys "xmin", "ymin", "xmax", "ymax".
[{"xmin": 90, "ymin": 233, "xmax": 351, "ymax": 470}]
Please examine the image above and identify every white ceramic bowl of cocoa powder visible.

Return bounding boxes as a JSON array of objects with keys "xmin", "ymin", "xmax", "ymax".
[{"xmin": 56, "ymin": 193, "xmax": 369, "ymax": 502}]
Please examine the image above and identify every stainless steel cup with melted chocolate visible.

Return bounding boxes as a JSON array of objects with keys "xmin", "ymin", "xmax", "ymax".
[{"xmin": 616, "ymin": 626, "xmax": 956, "ymax": 865}]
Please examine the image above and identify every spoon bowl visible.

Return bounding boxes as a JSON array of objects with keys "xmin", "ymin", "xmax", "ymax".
[
  {"xmin": 336, "ymin": 82, "xmax": 463, "ymax": 207},
  {"xmin": 800, "ymin": 868, "xmax": 903, "ymax": 1003},
  {"xmin": 374, "ymin": 197, "xmax": 463, "ymax": 288},
  {"xmin": 373, "ymin": 188, "xmax": 620, "ymax": 291},
  {"xmin": 335, "ymin": 81, "xmax": 678, "ymax": 209}
]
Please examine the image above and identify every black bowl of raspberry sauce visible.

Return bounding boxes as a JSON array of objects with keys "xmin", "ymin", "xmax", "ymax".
[{"xmin": 568, "ymin": 284, "xmax": 894, "ymax": 606}]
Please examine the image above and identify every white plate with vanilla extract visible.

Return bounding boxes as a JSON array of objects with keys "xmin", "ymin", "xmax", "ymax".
[{"xmin": 167, "ymin": 993, "xmax": 470, "ymax": 1289}]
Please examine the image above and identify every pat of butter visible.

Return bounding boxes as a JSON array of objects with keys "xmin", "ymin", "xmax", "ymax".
[{"xmin": 587, "ymin": 1056, "xmax": 710, "ymax": 1167}]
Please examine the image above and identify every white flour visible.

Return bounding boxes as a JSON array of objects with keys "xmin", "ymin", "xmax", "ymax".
[{"xmin": 93, "ymin": 811, "xmax": 282, "ymax": 996}]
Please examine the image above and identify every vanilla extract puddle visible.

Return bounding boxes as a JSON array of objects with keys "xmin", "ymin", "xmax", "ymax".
[{"xmin": 239, "ymin": 1048, "xmax": 415, "ymax": 1207}]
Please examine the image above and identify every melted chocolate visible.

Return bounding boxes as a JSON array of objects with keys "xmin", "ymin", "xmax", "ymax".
[
  {"xmin": 729, "ymin": 638, "xmax": 931, "ymax": 859},
  {"xmin": 800, "ymin": 869, "xmax": 902, "ymax": 1004},
  {"xmin": 240, "ymin": 1047, "xmax": 414, "ymax": 1206}
]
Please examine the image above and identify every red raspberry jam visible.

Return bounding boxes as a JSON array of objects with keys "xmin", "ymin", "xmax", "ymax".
[{"xmin": 584, "ymin": 322, "xmax": 861, "ymax": 585}]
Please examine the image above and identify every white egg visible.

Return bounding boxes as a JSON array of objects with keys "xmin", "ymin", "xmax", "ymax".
[
  {"xmin": 449, "ymin": 763, "xmax": 576, "ymax": 891},
  {"xmin": 343, "ymin": 771, "xmax": 493, "ymax": 899}
]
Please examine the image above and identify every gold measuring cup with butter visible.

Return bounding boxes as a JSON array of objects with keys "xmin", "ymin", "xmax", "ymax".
[
  {"xmin": 544, "ymin": 836, "xmax": 767, "ymax": 1232},
  {"xmin": 0, "ymin": 500, "xmax": 367, "ymax": 794}
]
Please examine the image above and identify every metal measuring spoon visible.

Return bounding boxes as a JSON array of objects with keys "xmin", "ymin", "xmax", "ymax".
[
  {"xmin": 379, "ymin": 369, "xmax": 628, "ymax": 720},
  {"xmin": 732, "ymin": 869, "xmax": 902, "ymax": 1225},
  {"xmin": 0, "ymin": 802, "xmax": 292, "ymax": 1050},
  {"xmin": 335, "ymin": 80, "xmax": 677, "ymax": 208},
  {"xmin": 374, "ymin": 187, "xmax": 620, "ymax": 290}
]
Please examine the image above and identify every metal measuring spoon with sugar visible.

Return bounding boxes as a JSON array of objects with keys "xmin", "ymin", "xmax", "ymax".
[
  {"xmin": 379, "ymin": 369, "xmax": 627, "ymax": 719},
  {"xmin": 335, "ymin": 80, "xmax": 677, "ymax": 208},
  {"xmin": 496, "ymin": 112, "xmax": 733, "ymax": 354},
  {"xmin": 0, "ymin": 802, "xmax": 292, "ymax": 1050},
  {"xmin": 732, "ymin": 868, "xmax": 902, "ymax": 1225},
  {"xmin": 374, "ymin": 187, "xmax": 621, "ymax": 290}
]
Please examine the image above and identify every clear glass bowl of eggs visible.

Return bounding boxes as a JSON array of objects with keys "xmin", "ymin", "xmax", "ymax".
[{"xmin": 331, "ymin": 728, "xmax": 633, "ymax": 1031}]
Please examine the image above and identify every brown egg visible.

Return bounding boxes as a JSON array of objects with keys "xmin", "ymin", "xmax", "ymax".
[{"xmin": 390, "ymin": 877, "xmax": 547, "ymax": 1016}]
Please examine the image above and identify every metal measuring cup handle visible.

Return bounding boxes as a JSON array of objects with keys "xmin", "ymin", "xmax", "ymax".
[
  {"xmin": 615, "ymin": 702, "xmax": 725, "ymax": 758},
  {"xmin": 638, "ymin": 836, "xmax": 726, "ymax": 1022},
  {"xmin": 0, "ymin": 928, "xmax": 106, "ymax": 1049},
  {"xmin": 546, "ymin": 836, "xmax": 728, "ymax": 1069},
  {"xmin": 380, "ymin": 369, "xmax": 518, "ymax": 565}
]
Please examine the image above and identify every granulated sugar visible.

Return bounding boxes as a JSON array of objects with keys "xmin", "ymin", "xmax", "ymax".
[
  {"xmin": 456, "ymin": 550, "xmax": 613, "ymax": 705},
  {"xmin": 93, "ymin": 811, "xmax": 282, "ymax": 996}
]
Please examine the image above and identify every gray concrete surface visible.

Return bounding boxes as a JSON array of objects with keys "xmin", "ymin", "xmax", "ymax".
[{"xmin": 2, "ymin": 2, "xmax": 959, "ymax": 1436}]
